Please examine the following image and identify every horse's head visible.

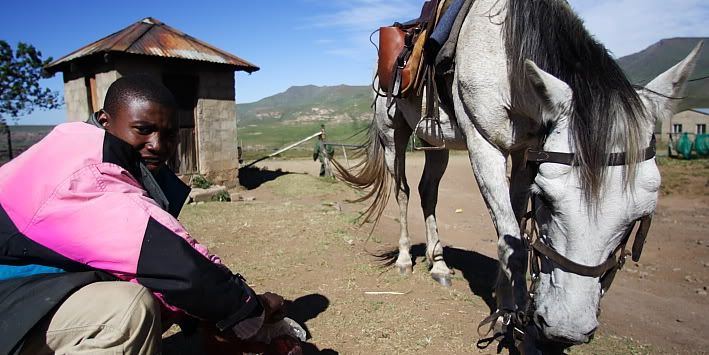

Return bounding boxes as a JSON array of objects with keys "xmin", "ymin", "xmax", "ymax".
[{"xmin": 523, "ymin": 43, "xmax": 702, "ymax": 345}]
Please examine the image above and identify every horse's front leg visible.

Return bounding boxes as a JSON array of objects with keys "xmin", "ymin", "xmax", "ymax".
[
  {"xmin": 419, "ymin": 149, "xmax": 454, "ymax": 286},
  {"xmin": 458, "ymin": 124, "xmax": 528, "ymax": 314}
]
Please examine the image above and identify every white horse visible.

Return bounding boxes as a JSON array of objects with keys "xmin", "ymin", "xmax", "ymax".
[{"xmin": 336, "ymin": 0, "xmax": 703, "ymax": 350}]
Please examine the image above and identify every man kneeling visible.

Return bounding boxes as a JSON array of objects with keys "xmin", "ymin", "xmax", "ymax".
[{"xmin": 0, "ymin": 75, "xmax": 291, "ymax": 354}]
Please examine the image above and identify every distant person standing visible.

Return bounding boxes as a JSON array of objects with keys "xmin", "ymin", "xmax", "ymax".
[{"xmin": 313, "ymin": 126, "xmax": 334, "ymax": 177}]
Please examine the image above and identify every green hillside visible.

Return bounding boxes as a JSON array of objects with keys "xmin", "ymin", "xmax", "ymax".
[
  {"xmin": 237, "ymin": 85, "xmax": 372, "ymax": 160},
  {"xmin": 617, "ymin": 37, "xmax": 709, "ymax": 110},
  {"xmin": 238, "ymin": 84, "xmax": 371, "ymax": 125}
]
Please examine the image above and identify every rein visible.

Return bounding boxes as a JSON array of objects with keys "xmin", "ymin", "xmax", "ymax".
[{"xmin": 477, "ymin": 135, "xmax": 656, "ymax": 348}]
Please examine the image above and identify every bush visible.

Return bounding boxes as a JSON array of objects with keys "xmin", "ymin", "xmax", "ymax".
[
  {"xmin": 191, "ymin": 175, "xmax": 212, "ymax": 189},
  {"xmin": 211, "ymin": 190, "xmax": 231, "ymax": 202}
]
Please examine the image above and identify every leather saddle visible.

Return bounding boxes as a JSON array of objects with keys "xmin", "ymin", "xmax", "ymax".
[{"xmin": 377, "ymin": 0, "xmax": 442, "ymax": 100}]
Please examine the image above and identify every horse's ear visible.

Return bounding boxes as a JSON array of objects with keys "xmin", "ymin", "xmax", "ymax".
[
  {"xmin": 525, "ymin": 60, "xmax": 572, "ymax": 123},
  {"xmin": 642, "ymin": 41, "xmax": 703, "ymax": 114}
]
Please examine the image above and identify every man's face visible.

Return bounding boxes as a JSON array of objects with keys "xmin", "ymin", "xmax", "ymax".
[{"xmin": 99, "ymin": 99, "xmax": 178, "ymax": 173}]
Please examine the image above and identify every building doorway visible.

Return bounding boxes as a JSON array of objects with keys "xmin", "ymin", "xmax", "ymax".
[{"xmin": 163, "ymin": 74, "xmax": 198, "ymax": 175}]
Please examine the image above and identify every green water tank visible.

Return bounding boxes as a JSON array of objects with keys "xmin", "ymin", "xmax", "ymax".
[
  {"xmin": 695, "ymin": 133, "xmax": 708, "ymax": 157},
  {"xmin": 676, "ymin": 132, "xmax": 692, "ymax": 159}
]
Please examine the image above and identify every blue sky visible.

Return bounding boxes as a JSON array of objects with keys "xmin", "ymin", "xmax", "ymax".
[{"xmin": 1, "ymin": 0, "xmax": 707, "ymax": 125}]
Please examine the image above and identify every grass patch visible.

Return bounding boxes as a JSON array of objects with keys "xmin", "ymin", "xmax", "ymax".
[
  {"xmin": 264, "ymin": 173, "xmax": 347, "ymax": 199},
  {"xmin": 239, "ymin": 120, "xmax": 368, "ymax": 161},
  {"xmin": 657, "ymin": 157, "xmax": 709, "ymax": 195}
]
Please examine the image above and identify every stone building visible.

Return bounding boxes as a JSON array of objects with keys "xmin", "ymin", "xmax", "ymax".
[
  {"xmin": 44, "ymin": 17, "xmax": 258, "ymax": 185},
  {"xmin": 657, "ymin": 108, "xmax": 709, "ymax": 142}
]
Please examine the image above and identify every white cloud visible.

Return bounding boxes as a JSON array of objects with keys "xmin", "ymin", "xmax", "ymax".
[
  {"xmin": 302, "ymin": 0, "xmax": 422, "ymax": 60},
  {"xmin": 307, "ymin": 0, "xmax": 420, "ymax": 32},
  {"xmin": 568, "ymin": 0, "xmax": 709, "ymax": 57},
  {"xmin": 309, "ymin": 0, "xmax": 709, "ymax": 62}
]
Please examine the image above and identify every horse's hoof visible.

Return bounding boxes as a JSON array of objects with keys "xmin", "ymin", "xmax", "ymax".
[
  {"xmin": 397, "ymin": 264, "xmax": 413, "ymax": 275},
  {"xmin": 431, "ymin": 273, "xmax": 452, "ymax": 287}
]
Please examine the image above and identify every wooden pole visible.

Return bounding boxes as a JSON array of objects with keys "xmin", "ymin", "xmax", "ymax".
[
  {"xmin": 342, "ymin": 146, "xmax": 350, "ymax": 169},
  {"xmin": 2, "ymin": 122, "xmax": 12, "ymax": 160},
  {"xmin": 241, "ymin": 131, "xmax": 322, "ymax": 169}
]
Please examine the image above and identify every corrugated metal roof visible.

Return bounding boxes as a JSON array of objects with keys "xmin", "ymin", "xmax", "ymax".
[{"xmin": 45, "ymin": 17, "xmax": 259, "ymax": 73}]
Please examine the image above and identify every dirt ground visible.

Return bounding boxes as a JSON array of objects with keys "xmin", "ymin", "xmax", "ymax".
[{"xmin": 166, "ymin": 154, "xmax": 708, "ymax": 354}]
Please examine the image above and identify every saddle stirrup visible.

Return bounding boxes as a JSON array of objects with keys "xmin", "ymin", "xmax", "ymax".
[{"xmin": 414, "ymin": 67, "xmax": 446, "ymax": 151}]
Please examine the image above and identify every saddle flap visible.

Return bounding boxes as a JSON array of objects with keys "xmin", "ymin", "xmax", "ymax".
[
  {"xmin": 378, "ymin": 26, "xmax": 406, "ymax": 93},
  {"xmin": 377, "ymin": 0, "xmax": 442, "ymax": 96}
]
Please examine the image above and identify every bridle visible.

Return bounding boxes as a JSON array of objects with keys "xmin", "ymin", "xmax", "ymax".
[
  {"xmin": 477, "ymin": 135, "xmax": 657, "ymax": 348},
  {"xmin": 522, "ymin": 135, "xmax": 656, "ymax": 294},
  {"xmin": 522, "ymin": 207, "xmax": 653, "ymax": 300}
]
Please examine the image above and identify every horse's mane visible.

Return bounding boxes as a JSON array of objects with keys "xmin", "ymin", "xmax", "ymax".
[{"xmin": 504, "ymin": 0, "xmax": 646, "ymax": 204}]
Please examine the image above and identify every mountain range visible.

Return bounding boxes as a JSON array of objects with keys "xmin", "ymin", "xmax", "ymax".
[
  {"xmin": 617, "ymin": 37, "xmax": 708, "ymax": 110},
  {"xmin": 237, "ymin": 84, "xmax": 372, "ymax": 126},
  {"xmin": 238, "ymin": 37, "xmax": 708, "ymax": 130}
]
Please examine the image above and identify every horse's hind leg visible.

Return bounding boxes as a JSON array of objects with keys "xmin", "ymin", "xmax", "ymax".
[
  {"xmin": 383, "ymin": 110, "xmax": 415, "ymax": 274},
  {"xmin": 419, "ymin": 149, "xmax": 454, "ymax": 287}
]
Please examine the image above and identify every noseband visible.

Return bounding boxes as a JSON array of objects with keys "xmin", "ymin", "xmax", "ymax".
[{"xmin": 477, "ymin": 136, "xmax": 656, "ymax": 348}]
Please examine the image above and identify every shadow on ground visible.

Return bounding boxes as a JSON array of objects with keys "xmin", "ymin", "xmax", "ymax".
[
  {"xmin": 163, "ymin": 293, "xmax": 338, "ymax": 354},
  {"xmin": 374, "ymin": 243, "xmax": 499, "ymax": 312},
  {"xmin": 286, "ymin": 293, "xmax": 339, "ymax": 354},
  {"xmin": 373, "ymin": 243, "xmax": 525, "ymax": 354},
  {"xmin": 238, "ymin": 166, "xmax": 292, "ymax": 190}
]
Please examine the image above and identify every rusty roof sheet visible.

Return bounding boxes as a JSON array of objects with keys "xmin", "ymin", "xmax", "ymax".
[{"xmin": 45, "ymin": 17, "xmax": 259, "ymax": 73}]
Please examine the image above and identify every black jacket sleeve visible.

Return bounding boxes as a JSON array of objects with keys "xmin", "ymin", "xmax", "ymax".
[{"xmin": 137, "ymin": 217, "xmax": 263, "ymax": 330}]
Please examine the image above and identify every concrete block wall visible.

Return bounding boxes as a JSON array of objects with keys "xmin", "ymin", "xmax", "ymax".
[
  {"xmin": 95, "ymin": 71, "xmax": 120, "ymax": 109},
  {"xmin": 196, "ymin": 71, "xmax": 238, "ymax": 186},
  {"xmin": 63, "ymin": 77, "xmax": 91, "ymax": 122}
]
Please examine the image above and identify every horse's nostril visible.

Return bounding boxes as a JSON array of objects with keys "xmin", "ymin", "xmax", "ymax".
[{"xmin": 585, "ymin": 326, "xmax": 598, "ymax": 336}]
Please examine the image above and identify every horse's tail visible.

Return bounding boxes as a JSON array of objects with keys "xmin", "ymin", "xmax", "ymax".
[{"xmin": 332, "ymin": 111, "xmax": 392, "ymax": 227}]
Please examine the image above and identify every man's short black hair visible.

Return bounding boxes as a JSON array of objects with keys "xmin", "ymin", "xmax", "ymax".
[{"xmin": 103, "ymin": 75, "xmax": 177, "ymax": 116}]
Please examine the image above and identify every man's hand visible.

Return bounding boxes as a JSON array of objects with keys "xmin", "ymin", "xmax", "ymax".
[
  {"xmin": 199, "ymin": 322, "xmax": 268, "ymax": 354},
  {"xmin": 259, "ymin": 292, "xmax": 286, "ymax": 323}
]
